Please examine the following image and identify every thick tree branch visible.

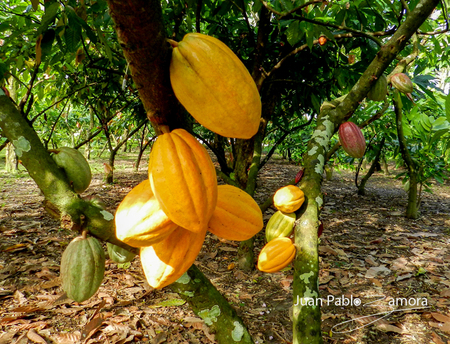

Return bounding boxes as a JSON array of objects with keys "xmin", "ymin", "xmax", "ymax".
[{"xmin": 106, "ymin": 0, "xmax": 185, "ymax": 133}]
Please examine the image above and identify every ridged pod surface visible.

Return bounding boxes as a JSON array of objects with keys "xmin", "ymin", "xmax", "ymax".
[
  {"xmin": 60, "ymin": 235, "xmax": 105, "ymax": 302},
  {"xmin": 169, "ymin": 33, "xmax": 261, "ymax": 139},
  {"xmin": 265, "ymin": 211, "xmax": 296, "ymax": 242},
  {"xmin": 148, "ymin": 129, "xmax": 217, "ymax": 233},
  {"xmin": 106, "ymin": 243, "xmax": 136, "ymax": 263},
  {"xmin": 367, "ymin": 74, "xmax": 387, "ymax": 101},
  {"xmin": 339, "ymin": 122, "xmax": 366, "ymax": 159},
  {"xmin": 257, "ymin": 237, "xmax": 296, "ymax": 273},
  {"xmin": 140, "ymin": 226, "xmax": 206, "ymax": 289},
  {"xmin": 391, "ymin": 73, "xmax": 413, "ymax": 94},
  {"xmin": 207, "ymin": 185, "xmax": 263, "ymax": 241},
  {"xmin": 51, "ymin": 147, "xmax": 92, "ymax": 193},
  {"xmin": 273, "ymin": 185, "xmax": 305, "ymax": 213},
  {"xmin": 115, "ymin": 179, "xmax": 178, "ymax": 247}
]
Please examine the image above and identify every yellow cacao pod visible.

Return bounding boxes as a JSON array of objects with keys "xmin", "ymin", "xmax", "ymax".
[
  {"xmin": 115, "ymin": 179, "xmax": 178, "ymax": 247},
  {"xmin": 140, "ymin": 226, "xmax": 206, "ymax": 289},
  {"xmin": 257, "ymin": 237, "xmax": 296, "ymax": 273},
  {"xmin": 148, "ymin": 129, "xmax": 217, "ymax": 233},
  {"xmin": 273, "ymin": 185, "xmax": 305, "ymax": 213},
  {"xmin": 207, "ymin": 185, "xmax": 263, "ymax": 241},
  {"xmin": 169, "ymin": 33, "xmax": 261, "ymax": 139},
  {"xmin": 265, "ymin": 210, "xmax": 296, "ymax": 242}
]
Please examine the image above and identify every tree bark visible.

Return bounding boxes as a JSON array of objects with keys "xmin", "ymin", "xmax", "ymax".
[
  {"xmin": 393, "ymin": 91, "xmax": 419, "ymax": 218},
  {"xmin": 357, "ymin": 138, "xmax": 385, "ymax": 195},
  {"xmin": 0, "ymin": 95, "xmax": 135, "ymax": 252}
]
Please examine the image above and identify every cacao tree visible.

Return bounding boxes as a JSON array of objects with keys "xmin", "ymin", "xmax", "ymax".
[{"xmin": 0, "ymin": 0, "xmax": 449, "ymax": 343}]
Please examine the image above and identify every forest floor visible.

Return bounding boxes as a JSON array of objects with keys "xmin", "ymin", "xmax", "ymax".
[{"xmin": 1, "ymin": 152, "xmax": 450, "ymax": 344}]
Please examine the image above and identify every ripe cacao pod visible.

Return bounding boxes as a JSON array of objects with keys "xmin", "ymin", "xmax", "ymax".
[
  {"xmin": 207, "ymin": 185, "xmax": 263, "ymax": 241},
  {"xmin": 391, "ymin": 73, "xmax": 413, "ymax": 94},
  {"xmin": 60, "ymin": 234, "xmax": 105, "ymax": 302},
  {"xmin": 115, "ymin": 179, "xmax": 178, "ymax": 247},
  {"xmin": 367, "ymin": 74, "xmax": 387, "ymax": 101},
  {"xmin": 265, "ymin": 211, "xmax": 296, "ymax": 242},
  {"xmin": 51, "ymin": 147, "xmax": 91, "ymax": 193},
  {"xmin": 318, "ymin": 221, "xmax": 324, "ymax": 238},
  {"xmin": 169, "ymin": 33, "xmax": 261, "ymax": 139},
  {"xmin": 273, "ymin": 185, "xmax": 305, "ymax": 213},
  {"xmin": 148, "ymin": 129, "xmax": 217, "ymax": 233},
  {"xmin": 106, "ymin": 243, "xmax": 135, "ymax": 263},
  {"xmin": 294, "ymin": 169, "xmax": 304, "ymax": 184},
  {"xmin": 140, "ymin": 226, "xmax": 206, "ymax": 289},
  {"xmin": 338, "ymin": 122, "xmax": 366, "ymax": 159},
  {"xmin": 257, "ymin": 237, "xmax": 296, "ymax": 273}
]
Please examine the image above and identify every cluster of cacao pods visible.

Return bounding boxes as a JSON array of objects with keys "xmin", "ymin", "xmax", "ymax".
[
  {"xmin": 115, "ymin": 128, "xmax": 263, "ymax": 289},
  {"xmin": 257, "ymin": 185, "xmax": 305, "ymax": 273},
  {"xmin": 366, "ymin": 72, "xmax": 414, "ymax": 102}
]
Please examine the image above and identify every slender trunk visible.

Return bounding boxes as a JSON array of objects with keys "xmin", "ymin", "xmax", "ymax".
[
  {"xmin": 5, "ymin": 142, "xmax": 18, "ymax": 172},
  {"xmin": 86, "ymin": 107, "xmax": 95, "ymax": 159},
  {"xmin": 394, "ymin": 90, "xmax": 419, "ymax": 218},
  {"xmin": 382, "ymin": 156, "xmax": 390, "ymax": 175},
  {"xmin": 357, "ymin": 138, "xmax": 385, "ymax": 195}
]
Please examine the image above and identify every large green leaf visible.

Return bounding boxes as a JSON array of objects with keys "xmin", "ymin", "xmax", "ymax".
[{"xmin": 446, "ymin": 93, "xmax": 450, "ymax": 122}]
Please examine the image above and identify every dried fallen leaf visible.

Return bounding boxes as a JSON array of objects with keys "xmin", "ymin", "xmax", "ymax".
[
  {"xmin": 431, "ymin": 331, "xmax": 445, "ymax": 344},
  {"xmin": 27, "ymin": 329, "xmax": 47, "ymax": 343},
  {"xmin": 50, "ymin": 332, "xmax": 81, "ymax": 344},
  {"xmin": 431, "ymin": 312, "xmax": 450, "ymax": 323},
  {"xmin": 365, "ymin": 265, "xmax": 391, "ymax": 279},
  {"xmin": 429, "ymin": 321, "xmax": 450, "ymax": 334}
]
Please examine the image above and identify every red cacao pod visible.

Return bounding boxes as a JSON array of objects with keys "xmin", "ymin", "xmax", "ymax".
[
  {"xmin": 390, "ymin": 73, "xmax": 413, "ymax": 94},
  {"xmin": 294, "ymin": 169, "xmax": 304, "ymax": 184},
  {"xmin": 318, "ymin": 221, "xmax": 323, "ymax": 238},
  {"xmin": 338, "ymin": 122, "xmax": 366, "ymax": 159}
]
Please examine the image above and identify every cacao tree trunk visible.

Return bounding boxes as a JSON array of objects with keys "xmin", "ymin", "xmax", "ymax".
[
  {"xmin": 382, "ymin": 156, "xmax": 390, "ymax": 175},
  {"xmin": 394, "ymin": 90, "xmax": 419, "ymax": 218},
  {"xmin": 5, "ymin": 142, "xmax": 18, "ymax": 172},
  {"xmin": 357, "ymin": 138, "xmax": 385, "ymax": 195}
]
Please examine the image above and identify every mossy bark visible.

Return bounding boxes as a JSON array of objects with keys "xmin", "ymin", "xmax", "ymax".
[
  {"xmin": 393, "ymin": 91, "xmax": 419, "ymax": 219},
  {"xmin": 171, "ymin": 265, "xmax": 254, "ymax": 343},
  {"xmin": 0, "ymin": 95, "xmax": 135, "ymax": 253}
]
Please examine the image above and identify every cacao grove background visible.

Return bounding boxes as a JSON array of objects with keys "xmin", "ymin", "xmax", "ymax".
[{"xmin": 1, "ymin": 0, "xmax": 450, "ymax": 343}]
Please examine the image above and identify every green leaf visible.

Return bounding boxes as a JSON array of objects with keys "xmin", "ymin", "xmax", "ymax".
[
  {"xmin": 64, "ymin": 25, "xmax": 80, "ymax": 53},
  {"xmin": 446, "ymin": 93, "xmax": 450, "ymax": 122},
  {"xmin": 150, "ymin": 299, "xmax": 186, "ymax": 308},
  {"xmin": 286, "ymin": 21, "xmax": 302, "ymax": 47},
  {"xmin": 39, "ymin": 2, "xmax": 60, "ymax": 34}
]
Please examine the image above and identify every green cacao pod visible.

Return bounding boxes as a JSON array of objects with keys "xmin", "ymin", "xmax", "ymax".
[
  {"xmin": 60, "ymin": 234, "xmax": 105, "ymax": 302},
  {"xmin": 265, "ymin": 211, "xmax": 296, "ymax": 242},
  {"xmin": 391, "ymin": 73, "xmax": 413, "ymax": 94},
  {"xmin": 51, "ymin": 147, "xmax": 92, "ymax": 193},
  {"xmin": 367, "ymin": 74, "xmax": 387, "ymax": 101},
  {"xmin": 338, "ymin": 122, "xmax": 366, "ymax": 159},
  {"xmin": 106, "ymin": 243, "xmax": 135, "ymax": 263}
]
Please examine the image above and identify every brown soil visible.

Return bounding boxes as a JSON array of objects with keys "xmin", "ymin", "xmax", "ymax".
[{"xmin": 1, "ymin": 156, "xmax": 449, "ymax": 344}]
